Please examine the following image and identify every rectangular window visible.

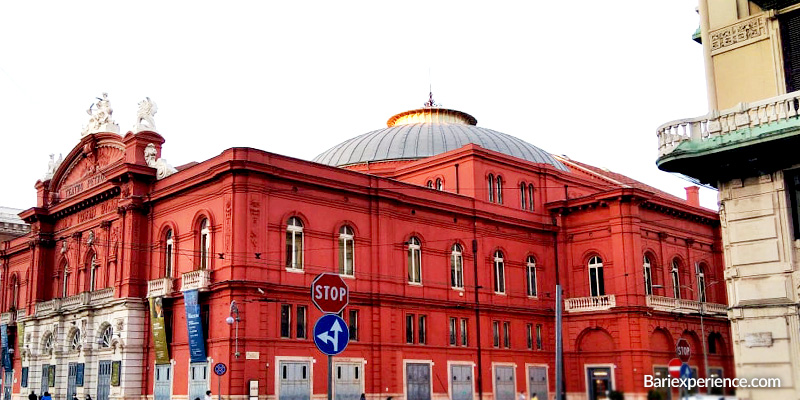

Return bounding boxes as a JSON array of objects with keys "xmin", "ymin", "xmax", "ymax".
[
  {"xmin": 406, "ymin": 314, "xmax": 415, "ymax": 344},
  {"xmin": 536, "ymin": 324, "xmax": 543, "ymax": 350},
  {"xmin": 492, "ymin": 321, "xmax": 500, "ymax": 347},
  {"xmin": 460, "ymin": 318, "xmax": 468, "ymax": 346},
  {"xmin": 526, "ymin": 263, "xmax": 537, "ymax": 296},
  {"xmin": 526, "ymin": 323, "xmax": 533, "ymax": 349},
  {"xmin": 280, "ymin": 304, "xmax": 292, "ymax": 338},
  {"xmin": 503, "ymin": 321, "xmax": 510, "ymax": 348},
  {"xmin": 449, "ymin": 317, "xmax": 457, "ymax": 346},
  {"xmin": 296, "ymin": 306, "xmax": 307, "ymax": 339},
  {"xmin": 348, "ymin": 309, "xmax": 359, "ymax": 341},
  {"xmin": 418, "ymin": 315, "xmax": 427, "ymax": 344}
]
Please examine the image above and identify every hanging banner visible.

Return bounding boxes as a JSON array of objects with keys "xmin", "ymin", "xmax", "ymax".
[
  {"xmin": 150, "ymin": 297, "xmax": 170, "ymax": 364},
  {"xmin": 0, "ymin": 324, "xmax": 9, "ymax": 370},
  {"xmin": 183, "ymin": 289, "xmax": 207, "ymax": 363},
  {"xmin": 17, "ymin": 322, "xmax": 23, "ymax": 348}
]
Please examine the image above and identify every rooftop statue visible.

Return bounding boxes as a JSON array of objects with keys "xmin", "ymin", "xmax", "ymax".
[
  {"xmin": 144, "ymin": 143, "xmax": 177, "ymax": 180},
  {"xmin": 81, "ymin": 93, "xmax": 119, "ymax": 136},
  {"xmin": 133, "ymin": 97, "xmax": 158, "ymax": 133},
  {"xmin": 44, "ymin": 153, "xmax": 63, "ymax": 181}
]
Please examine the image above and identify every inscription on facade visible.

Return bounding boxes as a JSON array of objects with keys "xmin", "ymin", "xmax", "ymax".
[
  {"xmin": 60, "ymin": 172, "xmax": 106, "ymax": 200},
  {"xmin": 710, "ymin": 15, "xmax": 767, "ymax": 54},
  {"xmin": 54, "ymin": 198, "xmax": 119, "ymax": 231},
  {"xmin": 744, "ymin": 332, "xmax": 773, "ymax": 348}
]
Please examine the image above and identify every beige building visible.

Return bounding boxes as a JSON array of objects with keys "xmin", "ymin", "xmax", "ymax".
[
  {"xmin": 0, "ymin": 208, "xmax": 29, "ymax": 243},
  {"xmin": 657, "ymin": 1, "xmax": 800, "ymax": 398}
]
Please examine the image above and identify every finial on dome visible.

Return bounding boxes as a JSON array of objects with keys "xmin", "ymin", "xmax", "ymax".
[{"xmin": 423, "ymin": 91, "xmax": 438, "ymax": 108}]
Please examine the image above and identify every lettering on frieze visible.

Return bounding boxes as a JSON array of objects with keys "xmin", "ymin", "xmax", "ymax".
[
  {"xmin": 59, "ymin": 172, "xmax": 107, "ymax": 200},
  {"xmin": 710, "ymin": 15, "xmax": 767, "ymax": 54}
]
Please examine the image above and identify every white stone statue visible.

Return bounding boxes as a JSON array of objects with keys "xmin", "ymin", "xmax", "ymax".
[
  {"xmin": 144, "ymin": 143, "xmax": 178, "ymax": 179},
  {"xmin": 133, "ymin": 97, "xmax": 158, "ymax": 133},
  {"xmin": 44, "ymin": 153, "xmax": 63, "ymax": 180},
  {"xmin": 81, "ymin": 92, "xmax": 120, "ymax": 136}
]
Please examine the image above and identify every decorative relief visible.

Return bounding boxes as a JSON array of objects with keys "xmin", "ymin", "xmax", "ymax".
[
  {"xmin": 81, "ymin": 92, "xmax": 120, "ymax": 136},
  {"xmin": 144, "ymin": 143, "xmax": 177, "ymax": 179},
  {"xmin": 710, "ymin": 15, "xmax": 767, "ymax": 54},
  {"xmin": 133, "ymin": 97, "xmax": 158, "ymax": 133},
  {"xmin": 225, "ymin": 199, "xmax": 232, "ymax": 252}
]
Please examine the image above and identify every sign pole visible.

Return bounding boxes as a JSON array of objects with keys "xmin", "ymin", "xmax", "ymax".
[
  {"xmin": 218, "ymin": 373, "xmax": 221, "ymax": 400},
  {"xmin": 328, "ymin": 355, "xmax": 333, "ymax": 400}
]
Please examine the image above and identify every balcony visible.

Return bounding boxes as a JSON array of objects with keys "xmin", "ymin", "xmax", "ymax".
[
  {"xmin": 656, "ymin": 91, "xmax": 800, "ymax": 183},
  {"xmin": 33, "ymin": 288, "xmax": 116, "ymax": 317},
  {"xmin": 564, "ymin": 295, "xmax": 616, "ymax": 313},
  {"xmin": 646, "ymin": 295, "xmax": 728, "ymax": 315},
  {"xmin": 147, "ymin": 278, "xmax": 174, "ymax": 298},
  {"xmin": 181, "ymin": 269, "xmax": 211, "ymax": 292},
  {"xmin": 15, "ymin": 309, "xmax": 26, "ymax": 321}
]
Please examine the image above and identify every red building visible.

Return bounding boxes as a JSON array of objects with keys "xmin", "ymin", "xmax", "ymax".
[{"xmin": 0, "ymin": 98, "xmax": 732, "ymax": 400}]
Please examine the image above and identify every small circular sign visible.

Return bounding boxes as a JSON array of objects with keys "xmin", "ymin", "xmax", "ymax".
[
  {"xmin": 214, "ymin": 362, "xmax": 227, "ymax": 376},
  {"xmin": 668, "ymin": 358, "xmax": 682, "ymax": 379}
]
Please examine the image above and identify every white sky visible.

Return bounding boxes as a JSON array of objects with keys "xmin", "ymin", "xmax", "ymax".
[{"xmin": 0, "ymin": 0, "xmax": 716, "ymax": 210}]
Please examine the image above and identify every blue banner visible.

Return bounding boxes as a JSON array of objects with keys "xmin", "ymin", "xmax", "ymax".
[
  {"xmin": 1, "ymin": 324, "xmax": 9, "ymax": 370},
  {"xmin": 183, "ymin": 289, "xmax": 207, "ymax": 362}
]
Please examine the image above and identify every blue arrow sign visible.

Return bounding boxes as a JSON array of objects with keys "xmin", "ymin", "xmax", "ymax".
[
  {"xmin": 314, "ymin": 314, "xmax": 349, "ymax": 356},
  {"xmin": 679, "ymin": 363, "xmax": 692, "ymax": 380},
  {"xmin": 214, "ymin": 362, "xmax": 227, "ymax": 376}
]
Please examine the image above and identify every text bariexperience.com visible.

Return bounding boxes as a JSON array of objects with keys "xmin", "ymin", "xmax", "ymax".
[{"xmin": 644, "ymin": 375, "xmax": 781, "ymax": 389}]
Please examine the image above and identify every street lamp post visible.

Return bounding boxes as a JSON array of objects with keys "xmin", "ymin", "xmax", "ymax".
[{"xmin": 226, "ymin": 300, "xmax": 240, "ymax": 358}]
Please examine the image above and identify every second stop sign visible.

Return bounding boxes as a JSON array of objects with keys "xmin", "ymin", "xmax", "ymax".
[{"xmin": 311, "ymin": 273, "xmax": 350, "ymax": 314}]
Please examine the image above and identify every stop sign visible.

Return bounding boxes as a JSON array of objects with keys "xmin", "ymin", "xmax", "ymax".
[
  {"xmin": 676, "ymin": 338, "xmax": 691, "ymax": 362},
  {"xmin": 311, "ymin": 273, "xmax": 349, "ymax": 314}
]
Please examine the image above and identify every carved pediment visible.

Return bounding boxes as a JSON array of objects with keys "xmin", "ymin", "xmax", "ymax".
[{"xmin": 49, "ymin": 133, "xmax": 125, "ymax": 203}]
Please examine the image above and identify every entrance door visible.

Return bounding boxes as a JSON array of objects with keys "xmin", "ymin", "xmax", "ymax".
[
  {"xmin": 652, "ymin": 367, "xmax": 671, "ymax": 400},
  {"xmin": 4, "ymin": 370, "xmax": 13, "ymax": 400},
  {"xmin": 67, "ymin": 363, "xmax": 78, "ymax": 400},
  {"xmin": 40, "ymin": 365, "xmax": 49, "ymax": 396},
  {"xmin": 494, "ymin": 366, "xmax": 515, "ymax": 400},
  {"xmin": 97, "ymin": 361, "xmax": 112, "ymax": 400},
  {"xmin": 154, "ymin": 364, "xmax": 173, "ymax": 400},
  {"xmin": 278, "ymin": 361, "xmax": 310, "ymax": 400},
  {"xmin": 334, "ymin": 362, "xmax": 361, "ymax": 400},
  {"xmin": 587, "ymin": 367, "xmax": 612, "ymax": 400},
  {"xmin": 406, "ymin": 363, "xmax": 431, "ymax": 400},
  {"xmin": 450, "ymin": 365, "xmax": 473, "ymax": 400},
  {"xmin": 189, "ymin": 362, "xmax": 209, "ymax": 400},
  {"xmin": 527, "ymin": 366, "xmax": 547, "ymax": 400}
]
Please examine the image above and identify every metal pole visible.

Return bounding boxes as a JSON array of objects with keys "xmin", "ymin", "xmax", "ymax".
[
  {"xmin": 472, "ymin": 238, "xmax": 483, "ymax": 400},
  {"xmin": 555, "ymin": 284, "xmax": 563, "ymax": 400},
  {"xmin": 700, "ymin": 304, "xmax": 709, "ymax": 380},
  {"xmin": 328, "ymin": 355, "xmax": 333, "ymax": 400},
  {"xmin": 218, "ymin": 372, "xmax": 222, "ymax": 400}
]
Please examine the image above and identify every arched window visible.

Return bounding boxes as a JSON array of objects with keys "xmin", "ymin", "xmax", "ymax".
[
  {"xmin": 643, "ymin": 255, "xmax": 653, "ymax": 295},
  {"xmin": 9, "ymin": 275, "xmax": 18, "ymax": 310},
  {"xmin": 407, "ymin": 237, "xmax": 422, "ymax": 284},
  {"xmin": 100, "ymin": 325, "xmax": 113, "ymax": 348},
  {"xmin": 42, "ymin": 332, "xmax": 53, "ymax": 353},
  {"xmin": 520, "ymin": 183, "xmax": 527, "ymax": 210},
  {"xmin": 671, "ymin": 259, "xmax": 681, "ymax": 299},
  {"xmin": 488, "ymin": 175, "xmax": 495, "ymax": 202},
  {"xmin": 71, "ymin": 329, "xmax": 82, "ymax": 351},
  {"xmin": 588, "ymin": 256, "xmax": 604, "ymax": 297},
  {"xmin": 451, "ymin": 244, "xmax": 464, "ymax": 289},
  {"xmin": 199, "ymin": 218, "xmax": 210, "ymax": 270},
  {"xmin": 697, "ymin": 263, "xmax": 707, "ymax": 303},
  {"xmin": 61, "ymin": 259, "xmax": 70, "ymax": 298},
  {"xmin": 286, "ymin": 217, "xmax": 304, "ymax": 270},
  {"xmin": 426, "ymin": 180, "xmax": 433, "ymax": 188},
  {"xmin": 89, "ymin": 252, "xmax": 98, "ymax": 291},
  {"xmin": 338, "ymin": 226, "xmax": 355, "ymax": 276},
  {"xmin": 165, "ymin": 229, "xmax": 174, "ymax": 278},
  {"xmin": 493, "ymin": 251, "xmax": 505, "ymax": 294},
  {"xmin": 496, "ymin": 176, "xmax": 503, "ymax": 204},
  {"xmin": 528, "ymin": 184, "xmax": 535, "ymax": 211},
  {"xmin": 435, "ymin": 178, "xmax": 443, "ymax": 191},
  {"xmin": 526, "ymin": 256, "xmax": 537, "ymax": 297}
]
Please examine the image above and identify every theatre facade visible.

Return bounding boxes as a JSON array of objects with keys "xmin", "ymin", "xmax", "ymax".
[{"xmin": 0, "ymin": 96, "xmax": 733, "ymax": 400}]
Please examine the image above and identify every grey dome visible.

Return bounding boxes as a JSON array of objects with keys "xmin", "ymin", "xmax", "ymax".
[{"xmin": 313, "ymin": 120, "xmax": 569, "ymax": 171}]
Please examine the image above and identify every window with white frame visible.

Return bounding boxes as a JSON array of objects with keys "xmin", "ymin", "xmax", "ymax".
[
  {"xmin": 488, "ymin": 175, "xmax": 495, "ymax": 202},
  {"xmin": 460, "ymin": 318, "xmax": 468, "ymax": 346},
  {"xmin": 526, "ymin": 256, "xmax": 537, "ymax": 297},
  {"xmin": 644, "ymin": 255, "xmax": 653, "ymax": 296},
  {"xmin": 435, "ymin": 178, "xmax": 443, "ymax": 191},
  {"xmin": 520, "ymin": 183, "xmax": 527, "ymax": 210},
  {"xmin": 407, "ymin": 237, "xmax": 422, "ymax": 284},
  {"xmin": 451, "ymin": 244, "xmax": 464, "ymax": 289},
  {"xmin": 493, "ymin": 251, "xmax": 506, "ymax": 294},
  {"xmin": 671, "ymin": 259, "xmax": 681, "ymax": 299},
  {"xmin": 449, "ymin": 317, "xmax": 457, "ymax": 346},
  {"xmin": 528, "ymin": 184, "xmax": 535, "ymax": 211},
  {"xmin": 496, "ymin": 176, "xmax": 503, "ymax": 204},
  {"xmin": 588, "ymin": 256, "xmax": 605, "ymax": 297},
  {"xmin": 286, "ymin": 217, "xmax": 304, "ymax": 270},
  {"xmin": 426, "ymin": 180, "xmax": 433, "ymax": 188},
  {"xmin": 165, "ymin": 229, "xmax": 174, "ymax": 278},
  {"xmin": 697, "ymin": 263, "xmax": 707, "ymax": 303},
  {"xmin": 43, "ymin": 332, "xmax": 53, "ymax": 353},
  {"xmin": 338, "ymin": 226, "xmax": 355, "ymax": 276},
  {"xmin": 199, "ymin": 218, "xmax": 210, "ymax": 270},
  {"xmin": 100, "ymin": 325, "xmax": 113, "ymax": 348},
  {"xmin": 71, "ymin": 330, "xmax": 81, "ymax": 351}
]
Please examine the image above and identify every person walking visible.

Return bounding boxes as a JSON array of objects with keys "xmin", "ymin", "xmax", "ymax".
[
  {"xmin": 205, "ymin": 390, "xmax": 212, "ymax": 400},
  {"xmin": 27, "ymin": 391, "xmax": 36, "ymax": 400},
  {"xmin": 41, "ymin": 392, "xmax": 51, "ymax": 400}
]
